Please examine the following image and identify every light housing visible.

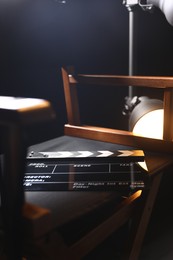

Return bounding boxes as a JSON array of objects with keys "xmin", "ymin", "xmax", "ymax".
[
  {"xmin": 124, "ymin": 1, "xmax": 173, "ymax": 26},
  {"xmin": 147, "ymin": 0, "xmax": 173, "ymax": 26},
  {"xmin": 128, "ymin": 97, "xmax": 164, "ymax": 139}
]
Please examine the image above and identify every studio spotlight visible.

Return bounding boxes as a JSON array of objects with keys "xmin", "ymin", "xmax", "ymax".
[
  {"xmin": 124, "ymin": 96, "xmax": 164, "ymax": 139},
  {"xmin": 147, "ymin": 0, "xmax": 173, "ymax": 26}
]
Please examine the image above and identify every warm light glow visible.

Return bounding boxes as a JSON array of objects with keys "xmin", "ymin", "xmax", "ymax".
[
  {"xmin": 132, "ymin": 109, "xmax": 164, "ymax": 139},
  {"xmin": 0, "ymin": 96, "xmax": 45, "ymax": 110}
]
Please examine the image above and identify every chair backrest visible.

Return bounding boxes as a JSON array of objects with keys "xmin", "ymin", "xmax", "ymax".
[
  {"xmin": 62, "ymin": 66, "xmax": 173, "ymax": 153},
  {"xmin": 0, "ymin": 97, "xmax": 55, "ymax": 259}
]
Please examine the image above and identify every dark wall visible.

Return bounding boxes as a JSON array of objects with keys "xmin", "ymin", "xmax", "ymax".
[
  {"xmin": 0, "ymin": 1, "xmax": 173, "ymax": 143},
  {"xmin": 132, "ymin": 6, "xmax": 173, "ymax": 99}
]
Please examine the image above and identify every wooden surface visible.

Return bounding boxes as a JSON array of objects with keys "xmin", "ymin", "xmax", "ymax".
[
  {"xmin": 65, "ymin": 124, "xmax": 173, "ymax": 154},
  {"xmin": 61, "ymin": 67, "xmax": 81, "ymax": 125},
  {"xmin": 163, "ymin": 88, "xmax": 173, "ymax": 141},
  {"xmin": 75, "ymin": 74, "xmax": 173, "ymax": 88}
]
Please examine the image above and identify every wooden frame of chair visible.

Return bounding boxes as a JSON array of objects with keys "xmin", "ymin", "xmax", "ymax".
[
  {"xmin": 60, "ymin": 66, "xmax": 173, "ymax": 259},
  {"xmin": 62, "ymin": 66, "xmax": 173, "ymax": 153}
]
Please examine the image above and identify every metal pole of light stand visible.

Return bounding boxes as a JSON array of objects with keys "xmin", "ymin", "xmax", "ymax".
[
  {"xmin": 129, "ymin": 9, "xmax": 136, "ymax": 99},
  {"xmin": 123, "ymin": 1, "xmax": 138, "ymax": 129}
]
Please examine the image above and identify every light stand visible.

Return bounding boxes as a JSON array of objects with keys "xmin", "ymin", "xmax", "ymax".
[
  {"xmin": 123, "ymin": 0, "xmax": 153, "ymax": 99},
  {"xmin": 123, "ymin": 0, "xmax": 173, "ymax": 86},
  {"xmin": 123, "ymin": 1, "xmax": 138, "ymax": 100},
  {"xmin": 123, "ymin": 0, "xmax": 173, "ymax": 136}
]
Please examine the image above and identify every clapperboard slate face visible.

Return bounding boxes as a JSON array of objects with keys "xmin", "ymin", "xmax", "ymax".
[{"xmin": 24, "ymin": 150, "xmax": 149, "ymax": 192}]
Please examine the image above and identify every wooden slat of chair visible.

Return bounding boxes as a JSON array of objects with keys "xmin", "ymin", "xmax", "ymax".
[
  {"xmin": 64, "ymin": 124, "xmax": 173, "ymax": 153},
  {"xmin": 163, "ymin": 88, "xmax": 173, "ymax": 141},
  {"xmin": 61, "ymin": 67, "xmax": 173, "ymax": 153},
  {"xmin": 62, "ymin": 67, "xmax": 80, "ymax": 125},
  {"xmin": 123, "ymin": 171, "xmax": 163, "ymax": 260},
  {"xmin": 76, "ymin": 74, "xmax": 173, "ymax": 88}
]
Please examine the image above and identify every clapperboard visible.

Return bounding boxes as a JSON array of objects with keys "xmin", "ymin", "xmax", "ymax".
[
  {"xmin": 27, "ymin": 150, "xmax": 145, "ymax": 162},
  {"xmin": 24, "ymin": 150, "xmax": 149, "ymax": 192}
]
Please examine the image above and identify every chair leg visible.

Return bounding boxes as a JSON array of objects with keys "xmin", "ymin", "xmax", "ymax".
[
  {"xmin": 1, "ymin": 126, "xmax": 26, "ymax": 260},
  {"xmin": 122, "ymin": 172, "xmax": 163, "ymax": 260}
]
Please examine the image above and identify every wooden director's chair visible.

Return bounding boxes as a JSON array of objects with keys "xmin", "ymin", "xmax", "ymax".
[
  {"xmin": 61, "ymin": 66, "xmax": 173, "ymax": 259},
  {"xmin": 1, "ymin": 70, "xmax": 173, "ymax": 260}
]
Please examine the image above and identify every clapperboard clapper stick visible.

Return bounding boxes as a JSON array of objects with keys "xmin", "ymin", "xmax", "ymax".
[{"xmin": 27, "ymin": 150, "xmax": 145, "ymax": 163}]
